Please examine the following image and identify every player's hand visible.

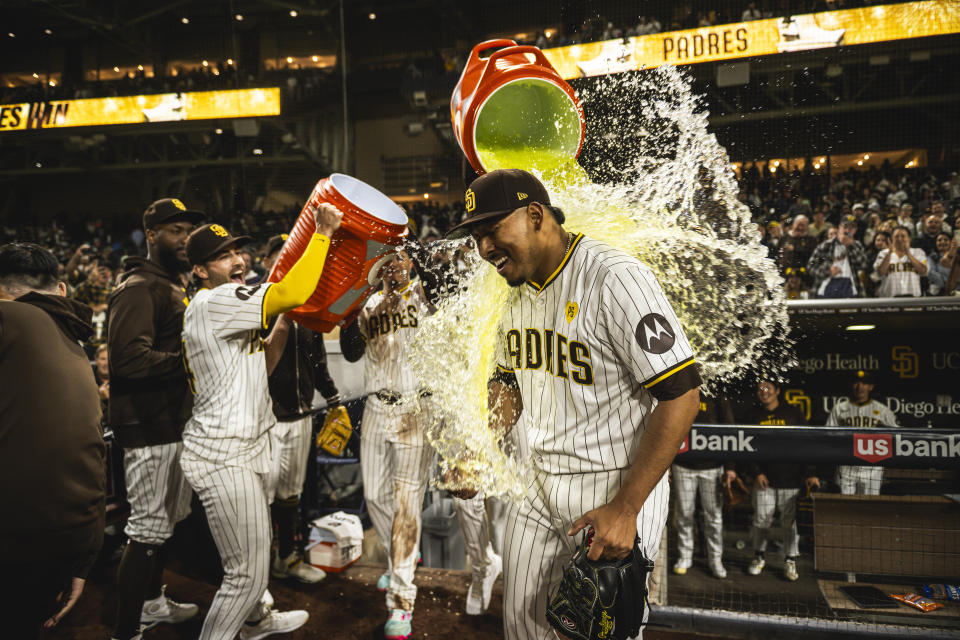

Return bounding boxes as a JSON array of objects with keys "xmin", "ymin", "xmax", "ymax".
[
  {"xmin": 568, "ymin": 500, "xmax": 637, "ymax": 561},
  {"xmin": 755, "ymin": 473, "xmax": 769, "ymax": 489},
  {"xmin": 312, "ymin": 202, "xmax": 343, "ymax": 238},
  {"xmin": 805, "ymin": 476, "xmax": 820, "ymax": 492},
  {"xmin": 724, "ymin": 469, "xmax": 737, "ymax": 489},
  {"xmin": 43, "ymin": 576, "xmax": 85, "ymax": 628}
]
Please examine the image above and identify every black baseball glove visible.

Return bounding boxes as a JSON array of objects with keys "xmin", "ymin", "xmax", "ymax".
[{"xmin": 546, "ymin": 534, "xmax": 655, "ymax": 640}]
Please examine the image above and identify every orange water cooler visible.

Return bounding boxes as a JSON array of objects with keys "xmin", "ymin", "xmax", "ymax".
[
  {"xmin": 450, "ymin": 39, "xmax": 585, "ymax": 174},
  {"xmin": 267, "ymin": 173, "xmax": 408, "ymax": 333}
]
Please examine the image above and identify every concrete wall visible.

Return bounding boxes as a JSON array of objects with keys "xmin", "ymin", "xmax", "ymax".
[{"xmin": 353, "ymin": 116, "xmax": 447, "ymax": 190}]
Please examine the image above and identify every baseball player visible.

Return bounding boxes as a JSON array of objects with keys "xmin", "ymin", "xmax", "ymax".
[
  {"xmin": 744, "ymin": 380, "xmax": 819, "ymax": 581},
  {"xmin": 671, "ymin": 392, "xmax": 735, "ymax": 579},
  {"xmin": 261, "ymin": 234, "xmax": 345, "ymax": 583},
  {"xmin": 827, "ymin": 370, "xmax": 899, "ymax": 495},
  {"xmin": 446, "ymin": 169, "xmax": 701, "ymax": 639},
  {"xmin": 339, "ymin": 249, "xmax": 441, "ymax": 640},
  {"xmin": 180, "ymin": 203, "xmax": 341, "ymax": 640},
  {"xmin": 107, "ymin": 198, "xmax": 203, "ymax": 640}
]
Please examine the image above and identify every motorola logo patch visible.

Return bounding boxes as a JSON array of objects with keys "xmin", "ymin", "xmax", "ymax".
[{"xmin": 636, "ymin": 313, "xmax": 675, "ymax": 354}]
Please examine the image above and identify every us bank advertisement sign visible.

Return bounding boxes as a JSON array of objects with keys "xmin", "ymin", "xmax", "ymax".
[
  {"xmin": 543, "ymin": 1, "xmax": 960, "ymax": 78},
  {"xmin": 782, "ymin": 336, "xmax": 960, "ymax": 428}
]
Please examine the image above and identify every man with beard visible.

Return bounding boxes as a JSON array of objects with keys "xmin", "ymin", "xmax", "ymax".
[{"xmin": 107, "ymin": 198, "xmax": 204, "ymax": 640}]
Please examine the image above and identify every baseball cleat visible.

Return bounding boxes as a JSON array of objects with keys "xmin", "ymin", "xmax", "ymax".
[
  {"xmin": 709, "ymin": 559, "xmax": 727, "ymax": 579},
  {"xmin": 784, "ymin": 558, "xmax": 799, "ymax": 581},
  {"xmin": 272, "ymin": 551, "xmax": 327, "ymax": 583},
  {"xmin": 384, "ymin": 609, "xmax": 412, "ymax": 640},
  {"xmin": 747, "ymin": 555, "xmax": 766, "ymax": 576},
  {"xmin": 466, "ymin": 551, "xmax": 502, "ymax": 615},
  {"xmin": 239, "ymin": 610, "xmax": 309, "ymax": 640},
  {"xmin": 140, "ymin": 585, "xmax": 198, "ymax": 626},
  {"xmin": 377, "ymin": 571, "xmax": 390, "ymax": 592},
  {"xmin": 672, "ymin": 558, "xmax": 692, "ymax": 575}
]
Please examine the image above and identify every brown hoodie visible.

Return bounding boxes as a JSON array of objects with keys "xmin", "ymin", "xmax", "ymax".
[
  {"xmin": 108, "ymin": 257, "xmax": 192, "ymax": 447},
  {"xmin": 0, "ymin": 293, "xmax": 105, "ymax": 576}
]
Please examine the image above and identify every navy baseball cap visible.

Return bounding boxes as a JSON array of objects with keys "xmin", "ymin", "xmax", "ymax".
[{"xmin": 447, "ymin": 169, "xmax": 552, "ymax": 239}]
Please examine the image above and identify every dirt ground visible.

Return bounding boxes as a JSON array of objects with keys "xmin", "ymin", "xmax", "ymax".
[{"xmin": 43, "ymin": 556, "xmax": 731, "ymax": 640}]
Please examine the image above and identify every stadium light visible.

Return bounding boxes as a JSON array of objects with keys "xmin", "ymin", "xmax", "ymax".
[
  {"xmin": 181, "ymin": 17, "xmax": 189, "ymax": 24},
  {"xmin": 290, "ymin": 10, "xmax": 298, "ymax": 17},
  {"xmin": 857, "ymin": 160, "xmax": 863, "ymax": 166},
  {"xmin": 113, "ymin": 66, "xmax": 119, "ymax": 72},
  {"xmin": 215, "ymin": 128, "xmax": 223, "ymax": 135},
  {"xmin": 312, "ymin": 55, "xmax": 319, "ymax": 62},
  {"xmin": 369, "ymin": 12, "xmax": 376, "ymax": 20},
  {"xmin": 137, "ymin": 64, "xmax": 144, "ymax": 71},
  {"xmin": 863, "ymin": 154, "xmax": 870, "ymax": 160},
  {"xmin": 227, "ymin": 59, "xmax": 234, "ymax": 65},
  {"xmin": 48, "ymin": 80, "xmax": 56, "ymax": 86},
  {"xmin": 820, "ymin": 157, "xmax": 826, "ymax": 163},
  {"xmin": 814, "ymin": 163, "xmax": 820, "ymax": 169},
  {"xmin": 32, "ymin": 72, "xmax": 39, "ymax": 78},
  {"xmin": 7, "ymin": 32, "xmax": 14, "ymax": 38},
  {"xmin": 235, "ymin": 14, "xmax": 244, "ymax": 21},
  {"xmin": 845, "ymin": 324, "xmax": 875, "ymax": 331},
  {"xmin": 44, "ymin": 29, "xmax": 52, "ymax": 35},
  {"xmin": 286, "ymin": 57, "xmax": 294, "ymax": 63},
  {"xmin": 252, "ymin": 148, "xmax": 263, "ymax": 155},
  {"xmin": 423, "ymin": 193, "xmax": 429, "ymax": 199},
  {"xmin": 202, "ymin": 60, "xmax": 209, "ymax": 67}
]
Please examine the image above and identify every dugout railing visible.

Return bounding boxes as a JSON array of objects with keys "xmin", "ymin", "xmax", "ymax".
[{"xmin": 656, "ymin": 423, "xmax": 960, "ymax": 639}]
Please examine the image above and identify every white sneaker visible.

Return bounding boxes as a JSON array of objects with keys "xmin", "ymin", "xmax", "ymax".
[
  {"xmin": 239, "ymin": 610, "xmax": 309, "ymax": 640},
  {"xmin": 672, "ymin": 558, "xmax": 692, "ymax": 575},
  {"xmin": 271, "ymin": 551, "xmax": 327, "ymax": 584},
  {"xmin": 784, "ymin": 558, "xmax": 799, "ymax": 581},
  {"xmin": 466, "ymin": 552, "xmax": 502, "ymax": 615},
  {"xmin": 140, "ymin": 585, "xmax": 199, "ymax": 626},
  {"xmin": 709, "ymin": 559, "xmax": 727, "ymax": 579},
  {"xmin": 747, "ymin": 555, "xmax": 765, "ymax": 576}
]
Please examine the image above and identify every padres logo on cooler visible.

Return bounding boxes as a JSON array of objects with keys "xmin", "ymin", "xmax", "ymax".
[
  {"xmin": 171, "ymin": 198, "xmax": 187, "ymax": 211},
  {"xmin": 465, "ymin": 188, "xmax": 476, "ymax": 212},
  {"xmin": 209, "ymin": 224, "xmax": 229, "ymax": 238},
  {"xmin": 636, "ymin": 313, "xmax": 675, "ymax": 354}
]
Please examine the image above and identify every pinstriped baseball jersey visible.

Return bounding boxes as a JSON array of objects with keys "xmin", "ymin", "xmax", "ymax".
[
  {"xmin": 496, "ymin": 234, "xmax": 696, "ymax": 474},
  {"xmin": 181, "ymin": 282, "xmax": 276, "ymax": 472},
  {"xmin": 874, "ymin": 248, "xmax": 927, "ymax": 297},
  {"xmin": 827, "ymin": 398, "xmax": 899, "ymax": 429},
  {"xmin": 358, "ymin": 280, "xmax": 430, "ymax": 395}
]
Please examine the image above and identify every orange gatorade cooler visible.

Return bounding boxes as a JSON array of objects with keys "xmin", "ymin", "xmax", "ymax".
[
  {"xmin": 267, "ymin": 173, "xmax": 408, "ymax": 333},
  {"xmin": 450, "ymin": 39, "xmax": 585, "ymax": 174}
]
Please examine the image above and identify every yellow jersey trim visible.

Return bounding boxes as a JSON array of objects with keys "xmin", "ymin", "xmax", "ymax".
[
  {"xmin": 643, "ymin": 358, "xmax": 696, "ymax": 389},
  {"xmin": 527, "ymin": 233, "xmax": 584, "ymax": 292}
]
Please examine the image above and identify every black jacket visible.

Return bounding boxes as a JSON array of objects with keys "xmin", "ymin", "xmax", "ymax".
[
  {"xmin": 107, "ymin": 257, "xmax": 192, "ymax": 447},
  {"xmin": 0, "ymin": 293, "xmax": 105, "ymax": 577},
  {"xmin": 268, "ymin": 322, "xmax": 340, "ymax": 421}
]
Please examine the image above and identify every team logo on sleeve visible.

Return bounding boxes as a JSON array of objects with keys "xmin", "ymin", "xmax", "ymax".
[
  {"xmin": 565, "ymin": 301, "xmax": 578, "ymax": 323},
  {"xmin": 636, "ymin": 313, "xmax": 675, "ymax": 354}
]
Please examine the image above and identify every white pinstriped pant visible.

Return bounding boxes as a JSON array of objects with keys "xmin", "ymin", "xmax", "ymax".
[
  {"xmin": 837, "ymin": 465, "xmax": 883, "ymax": 495},
  {"xmin": 122, "ymin": 442, "xmax": 193, "ymax": 546},
  {"xmin": 360, "ymin": 397, "xmax": 434, "ymax": 612},
  {"xmin": 750, "ymin": 487, "xmax": 800, "ymax": 558},
  {"xmin": 180, "ymin": 454, "xmax": 272, "ymax": 640},
  {"xmin": 268, "ymin": 415, "xmax": 313, "ymax": 500},
  {"xmin": 671, "ymin": 465, "xmax": 724, "ymax": 563},
  {"xmin": 453, "ymin": 494, "xmax": 496, "ymax": 578},
  {"xmin": 502, "ymin": 467, "xmax": 668, "ymax": 640}
]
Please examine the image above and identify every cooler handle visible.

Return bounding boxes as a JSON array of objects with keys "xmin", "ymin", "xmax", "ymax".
[
  {"xmin": 478, "ymin": 45, "xmax": 557, "ymax": 89},
  {"xmin": 467, "ymin": 39, "xmax": 518, "ymax": 67}
]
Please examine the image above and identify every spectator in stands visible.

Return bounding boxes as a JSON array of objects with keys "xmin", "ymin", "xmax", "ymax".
[
  {"xmin": 807, "ymin": 215, "xmax": 868, "ymax": 298},
  {"xmin": 763, "ymin": 220, "xmax": 784, "ymax": 257},
  {"xmin": 808, "ymin": 207, "xmax": 832, "ymax": 240},
  {"xmin": 744, "ymin": 380, "xmax": 819, "ymax": 582},
  {"xmin": 865, "ymin": 231, "xmax": 891, "ymax": 297},
  {"xmin": 895, "ymin": 204, "xmax": 916, "ymax": 238},
  {"xmin": 780, "ymin": 215, "xmax": 817, "ymax": 270},
  {"xmin": 862, "ymin": 212, "xmax": 881, "ymax": 248},
  {"xmin": 72, "ymin": 256, "xmax": 114, "ymax": 352},
  {"xmin": 927, "ymin": 232, "xmax": 957, "ymax": 295},
  {"xmin": 93, "ymin": 344, "xmax": 110, "ymax": 416},
  {"xmin": 671, "ymin": 392, "xmax": 735, "ymax": 580},
  {"xmin": 0, "ymin": 243, "xmax": 105, "ymax": 638},
  {"xmin": 874, "ymin": 226, "xmax": 928, "ymax": 297},
  {"xmin": 913, "ymin": 208, "xmax": 947, "ymax": 255},
  {"xmin": 901, "ymin": 202, "xmax": 916, "ymax": 220},
  {"xmin": 742, "ymin": 3, "xmax": 763, "ymax": 21},
  {"xmin": 784, "ymin": 266, "xmax": 810, "ymax": 299},
  {"xmin": 827, "ymin": 371, "xmax": 899, "ymax": 495}
]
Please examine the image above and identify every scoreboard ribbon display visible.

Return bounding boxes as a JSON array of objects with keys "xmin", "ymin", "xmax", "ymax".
[
  {"xmin": 677, "ymin": 424, "xmax": 960, "ymax": 468},
  {"xmin": 0, "ymin": 87, "xmax": 281, "ymax": 132},
  {"xmin": 543, "ymin": 0, "xmax": 960, "ymax": 79}
]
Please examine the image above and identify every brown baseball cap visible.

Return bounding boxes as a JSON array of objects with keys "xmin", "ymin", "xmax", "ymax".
[
  {"xmin": 186, "ymin": 223, "xmax": 251, "ymax": 266},
  {"xmin": 264, "ymin": 233, "xmax": 288, "ymax": 258},
  {"xmin": 143, "ymin": 198, "xmax": 205, "ymax": 230},
  {"xmin": 447, "ymin": 169, "xmax": 552, "ymax": 239}
]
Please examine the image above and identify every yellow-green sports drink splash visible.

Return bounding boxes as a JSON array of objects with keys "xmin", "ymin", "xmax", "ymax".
[{"xmin": 410, "ymin": 66, "xmax": 790, "ymax": 499}]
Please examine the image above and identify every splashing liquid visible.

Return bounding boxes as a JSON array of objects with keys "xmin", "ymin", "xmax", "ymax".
[{"xmin": 408, "ymin": 66, "xmax": 791, "ymax": 499}]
